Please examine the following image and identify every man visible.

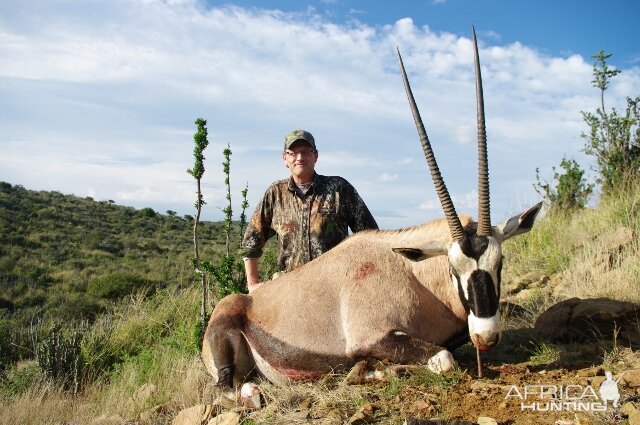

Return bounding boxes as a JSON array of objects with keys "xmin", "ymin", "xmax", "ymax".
[{"xmin": 240, "ymin": 129, "xmax": 378, "ymax": 292}]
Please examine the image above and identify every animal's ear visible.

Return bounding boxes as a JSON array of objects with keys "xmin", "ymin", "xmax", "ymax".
[
  {"xmin": 493, "ymin": 201, "xmax": 543, "ymax": 243},
  {"xmin": 392, "ymin": 240, "xmax": 448, "ymax": 262}
]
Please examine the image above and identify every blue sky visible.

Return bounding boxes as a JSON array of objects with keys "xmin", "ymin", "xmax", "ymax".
[
  {"xmin": 207, "ymin": 0, "xmax": 640, "ymax": 66},
  {"xmin": 1, "ymin": 0, "xmax": 639, "ymax": 229}
]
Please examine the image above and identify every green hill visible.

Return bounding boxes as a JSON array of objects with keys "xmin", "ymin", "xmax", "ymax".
[
  {"xmin": 0, "ymin": 181, "xmax": 231, "ymax": 319},
  {"xmin": 0, "ymin": 181, "xmax": 258, "ymax": 379}
]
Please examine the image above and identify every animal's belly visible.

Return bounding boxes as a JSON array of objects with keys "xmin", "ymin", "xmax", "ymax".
[
  {"xmin": 247, "ymin": 343, "xmax": 330, "ymax": 385},
  {"xmin": 242, "ymin": 323, "xmax": 351, "ymax": 384}
]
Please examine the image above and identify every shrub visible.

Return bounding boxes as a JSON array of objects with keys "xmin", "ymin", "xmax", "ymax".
[
  {"xmin": 138, "ymin": 207, "xmax": 156, "ymax": 218},
  {"xmin": 581, "ymin": 51, "xmax": 640, "ymax": 193},
  {"xmin": 34, "ymin": 322, "xmax": 88, "ymax": 394},
  {"xmin": 87, "ymin": 273, "xmax": 155, "ymax": 299},
  {"xmin": 534, "ymin": 156, "xmax": 593, "ymax": 213}
]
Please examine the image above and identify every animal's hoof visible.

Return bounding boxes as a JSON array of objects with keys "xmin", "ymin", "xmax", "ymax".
[
  {"xmin": 426, "ymin": 350, "xmax": 455, "ymax": 374},
  {"xmin": 240, "ymin": 383, "xmax": 262, "ymax": 409},
  {"xmin": 216, "ymin": 366, "xmax": 234, "ymax": 389}
]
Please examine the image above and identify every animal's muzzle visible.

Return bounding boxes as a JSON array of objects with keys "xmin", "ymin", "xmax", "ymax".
[
  {"xmin": 471, "ymin": 331, "xmax": 501, "ymax": 351},
  {"xmin": 468, "ymin": 312, "xmax": 501, "ymax": 351}
]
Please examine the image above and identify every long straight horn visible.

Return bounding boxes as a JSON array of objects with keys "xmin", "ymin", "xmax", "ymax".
[
  {"xmin": 397, "ymin": 48, "xmax": 465, "ymax": 242},
  {"xmin": 473, "ymin": 26, "xmax": 491, "ymax": 236}
]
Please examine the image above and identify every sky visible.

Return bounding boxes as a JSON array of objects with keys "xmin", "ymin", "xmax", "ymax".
[{"xmin": 1, "ymin": 0, "xmax": 639, "ymax": 229}]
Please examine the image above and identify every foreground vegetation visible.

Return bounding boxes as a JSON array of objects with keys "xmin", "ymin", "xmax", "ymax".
[
  {"xmin": 0, "ymin": 182, "xmax": 274, "ymax": 408},
  {"xmin": 1, "ymin": 175, "xmax": 639, "ymax": 424}
]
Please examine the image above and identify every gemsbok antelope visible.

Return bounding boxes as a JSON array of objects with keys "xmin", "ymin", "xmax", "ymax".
[{"xmin": 202, "ymin": 28, "xmax": 542, "ymax": 387}]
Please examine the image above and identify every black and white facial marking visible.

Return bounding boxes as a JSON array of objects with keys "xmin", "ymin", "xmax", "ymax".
[{"xmin": 448, "ymin": 234, "xmax": 503, "ymax": 349}]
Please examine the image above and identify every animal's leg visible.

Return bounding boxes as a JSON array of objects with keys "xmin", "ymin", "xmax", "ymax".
[
  {"xmin": 350, "ymin": 331, "xmax": 456, "ymax": 374},
  {"xmin": 201, "ymin": 294, "xmax": 252, "ymax": 388}
]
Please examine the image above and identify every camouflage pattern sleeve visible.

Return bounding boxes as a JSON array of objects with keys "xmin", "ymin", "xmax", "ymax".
[
  {"xmin": 342, "ymin": 180, "xmax": 378, "ymax": 232},
  {"xmin": 239, "ymin": 185, "xmax": 277, "ymax": 259}
]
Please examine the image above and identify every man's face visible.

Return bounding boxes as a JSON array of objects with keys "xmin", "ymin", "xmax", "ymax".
[{"xmin": 283, "ymin": 140, "xmax": 318, "ymax": 181}]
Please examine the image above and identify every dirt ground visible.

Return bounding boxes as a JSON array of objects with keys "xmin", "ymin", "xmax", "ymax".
[{"xmin": 240, "ymin": 327, "xmax": 640, "ymax": 425}]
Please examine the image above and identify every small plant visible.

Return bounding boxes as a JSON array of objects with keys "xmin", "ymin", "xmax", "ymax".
[
  {"xmin": 34, "ymin": 322, "xmax": 89, "ymax": 395},
  {"xmin": 406, "ymin": 365, "xmax": 465, "ymax": 390},
  {"xmin": 87, "ymin": 272, "xmax": 154, "ymax": 299},
  {"xmin": 187, "ymin": 118, "xmax": 210, "ymax": 332},
  {"xmin": 201, "ymin": 143, "xmax": 249, "ymax": 299},
  {"xmin": 527, "ymin": 340, "xmax": 560, "ymax": 366},
  {"xmin": 187, "ymin": 120, "xmax": 249, "ymax": 339},
  {"xmin": 534, "ymin": 156, "xmax": 593, "ymax": 213},
  {"xmin": 582, "ymin": 51, "xmax": 640, "ymax": 194}
]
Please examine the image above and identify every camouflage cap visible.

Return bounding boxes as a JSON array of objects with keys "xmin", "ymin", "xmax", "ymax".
[{"xmin": 284, "ymin": 129, "xmax": 316, "ymax": 150}]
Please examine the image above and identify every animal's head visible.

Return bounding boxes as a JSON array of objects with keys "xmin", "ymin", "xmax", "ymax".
[{"xmin": 393, "ymin": 28, "xmax": 542, "ymax": 351}]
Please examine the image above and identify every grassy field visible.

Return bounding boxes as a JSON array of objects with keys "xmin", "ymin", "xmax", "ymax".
[{"xmin": 1, "ymin": 180, "xmax": 639, "ymax": 424}]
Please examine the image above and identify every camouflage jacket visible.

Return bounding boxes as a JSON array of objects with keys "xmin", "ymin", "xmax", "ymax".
[{"xmin": 240, "ymin": 173, "xmax": 378, "ymax": 272}]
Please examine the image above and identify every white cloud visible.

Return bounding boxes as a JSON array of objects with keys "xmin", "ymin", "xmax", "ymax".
[
  {"xmin": 1, "ymin": 1, "xmax": 639, "ymax": 229},
  {"xmin": 379, "ymin": 172, "xmax": 398, "ymax": 182}
]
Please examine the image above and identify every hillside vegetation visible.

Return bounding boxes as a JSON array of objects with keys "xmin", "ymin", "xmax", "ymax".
[
  {"xmin": 0, "ymin": 182, "xmax": 263, "ymax": 394},
  {"xmin": 0, "ymin": 180, "xmax": 639, "ymax": 424}
]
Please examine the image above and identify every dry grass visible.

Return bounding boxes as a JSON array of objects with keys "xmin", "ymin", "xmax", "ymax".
[
  {"xmin": 503, "ymin": 180, "xmax": 640, "ymax": 317},
  {"xmin": 0, "ymin": 355, "xmax": 210, "ymax": 425}
]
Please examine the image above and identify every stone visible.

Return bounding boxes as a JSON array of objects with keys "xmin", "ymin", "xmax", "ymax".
[
  {"xmin": 172, "ymin": 404, "xmax": 214, "ymax": 425},
  {"xmin": 622, "ymin": 401, "xmax": 639, "ymax": 417},
  {"xmin": 534, "ymin": 297, "xmax": 640, "ymax": 342},
  {"xmin": 470, "ymin": 381, "xmax": 510, "ymax": 391},
  {"xmin": 589, "ymin": 376, "xmax": 607, "ymax": 388},
  {"xmin": 139, "ymin": 404, "xmax": 169, "ymax": 423},
  {"xmin": 515, "ymin": 288, "xmax": 540, "ymax": 302},
  {"xmin": 576, "ymin": 366, "xmax": 604, "ymax": 377},
  {"xmin": 595, "ymin": 227, "xmax": 635, "ymax": 270},
  {"xmin": 500, "ymin": 301, "xmax": 529, "ymax": 319},
  {"xmin": 477, "ymin": 417, "xmax": 498, "ymax": 425},
  {"xmin": 512, "ymin": 271, "xmax": 548, "ymax": 289},
  {"xmin": 90, "ymin": 415, "xmax": 126, "ymax": 425},
  {"xmin": 404, "ymin": 419, "xmax": 474, "ymax": 425},
  {"xmin": 345, "ymin": 360, "xmax": 368, "ymax": 385},
  {"xmin": 348, "ymin": 403, "xmax": 376, "ymax": 425},
  {"xmin": 317, "ymin": 408, "xmax": 344, "ymax": 425},
  {"xmin": 574, "ymin": 412, "xmax": 604, "ymax": 425},
  {"xmin": 133, "ymin": 383, "xmax": 157, "ymax": 405},
  {"xmin": 622, "ymin": 369, "xmax": 640, "ymax": 388},
  {"xmin": 207, "ymin": 412, "xmax": 241, "ymax": 425}
]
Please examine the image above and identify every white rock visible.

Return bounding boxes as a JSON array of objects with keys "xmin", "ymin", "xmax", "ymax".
[
  {"xmin": 240, "ymin": 382, "xmax": 261, "ymax": 409},
  {"xmin": 426, "ymin": 350, "xmax": 455, "ymax": 374}
]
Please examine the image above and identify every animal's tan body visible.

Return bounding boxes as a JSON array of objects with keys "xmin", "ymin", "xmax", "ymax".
[{"xmin": 202, "ymin": 217, "xmax": 472, "ymax": 384}]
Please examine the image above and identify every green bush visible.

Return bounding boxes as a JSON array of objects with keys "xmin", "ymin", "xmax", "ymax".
[
  {"xmin": 0, "ymin": 361, "xmax": 42, "ymax": 399},
  {"xmin": 582, "ymin": 51, "xmax": 640, "ymax": 194},
  {"xmin": 138, "ymin": 207, "xmax": 156, "ymax": 218},
  {"xmin": 88, "ymin": 273, "xmax": 155, "ymax": 299},
  {"xmin": 47, "ymin": 292, "xmax": 103, "ymax": 322},
  {"xmin": 35, "ymin": 324, "xmax": 85, "ymax": 393},
  {"xmin": 534, "ymin": 156, "xmax": 593, "ymax": 213}
]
